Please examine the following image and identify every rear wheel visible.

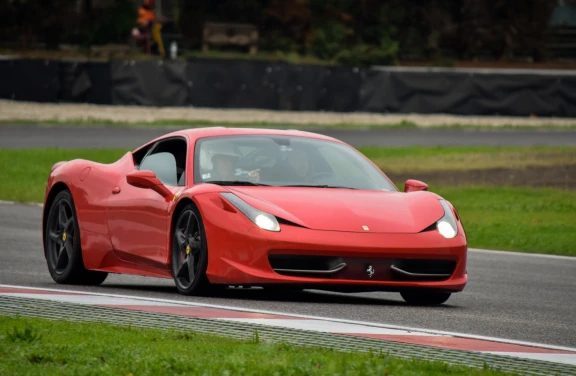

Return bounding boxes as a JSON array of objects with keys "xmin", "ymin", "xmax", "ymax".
[
  {"xmin": 44, "ymin": 190, "xmax": 108, "ymax": 285},
  {"xmin": 400, "ymin": 290, "xmax": 451, "ymax": 306},
  {"xmin": 171, "ymin": 203, "xmax": 219, "ymax": 295}
]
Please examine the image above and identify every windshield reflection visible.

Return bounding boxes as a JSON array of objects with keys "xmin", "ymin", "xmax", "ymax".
[{"xmin": 194, "ymin": 135, "xmax": 396, "ymax": 191}]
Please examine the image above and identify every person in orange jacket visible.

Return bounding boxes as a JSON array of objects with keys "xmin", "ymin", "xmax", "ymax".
[
  {"xmin": 134, "ymin": 0, "xmax": 166, "ymax": 57},
  {"xmin": 137, "ymin": 0, "xmax": 155, "ymax": 32}
]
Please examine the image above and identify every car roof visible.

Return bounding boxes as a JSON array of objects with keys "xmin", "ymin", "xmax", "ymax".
[{"xmin": 154, "ymin": 127, "xmax": 343, "ymax": 144}]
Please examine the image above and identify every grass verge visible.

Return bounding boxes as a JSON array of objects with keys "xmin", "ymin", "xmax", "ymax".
[
  {"xmin": 431, "ymin": 186, "xmax": 575, "ymax": 256},
  {"xmin": 0, "ymin": 147, "xmax": 574, "ymax": 256},
  {"xmin": 0, "ymin": 315, "xmax": 514, "ymax": 376},
  {"xmin": 0, "ymin": 149, "xmax": 125, "ymax": 203},
  {"xmin": 362, "ymin": 145, "xmax": 576, "ymax": 172}
]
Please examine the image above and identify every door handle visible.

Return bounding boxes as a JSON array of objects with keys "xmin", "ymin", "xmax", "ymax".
[{"xmin": 112, "ymin": 186, "xmax": 121, "ymax": 194}]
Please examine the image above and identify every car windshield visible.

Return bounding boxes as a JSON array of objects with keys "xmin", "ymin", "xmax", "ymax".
[{"xmin": 194, "ymin": 135, "xmax": 397, "ymax": 191}]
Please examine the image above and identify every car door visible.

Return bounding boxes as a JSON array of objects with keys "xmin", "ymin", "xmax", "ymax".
[{"xmin": 107, "ymin": 137, "xmax": 188, "ymax": 269}]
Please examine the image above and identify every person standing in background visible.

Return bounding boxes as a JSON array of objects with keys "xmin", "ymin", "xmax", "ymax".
[
  {"xmin": 133, "ymin": 0, "xmax": 155, "ymax": 53},
  {"xmin": 135, "ymin": 0, "xmax": 166, "ymax": 57},
  {"xmin": 137, "ymin": 0, "xmax": 155, "ymax": 34},
  {"xmin": 150, "ymin": 0, "xmax": 167, "ymax": 58}
]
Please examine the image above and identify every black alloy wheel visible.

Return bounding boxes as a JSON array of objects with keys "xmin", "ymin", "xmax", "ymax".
[
  {"xmin": 44, "ymin": 190, "xmax": 108, "ymax": 285},
  {"xmin": 171, "ymin": 204, "xmax": 215, "ymax": 295}
]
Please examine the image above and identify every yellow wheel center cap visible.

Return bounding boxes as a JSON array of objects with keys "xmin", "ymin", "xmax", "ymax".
[
  {"xmin": 62, "ymin": 233, "xmax": 67, "ymax": 242},
  {"xmin": 185, "ymin": 245, "xmax": 191, "ymax": 255}
]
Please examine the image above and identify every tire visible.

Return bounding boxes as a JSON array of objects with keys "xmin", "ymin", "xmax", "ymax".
[
  {"xmin": 171, "ymin": 203, "xmax": 219, "ymax": 295},
  {"xmin": 44, "ymin": 190, "xmax": 108, "ymax": 285},
  {"xmin": 400, "ymin": 290, "xmax": 452, "ymax": 306}
]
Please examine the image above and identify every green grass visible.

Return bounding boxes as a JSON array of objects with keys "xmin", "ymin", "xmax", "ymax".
[
  {"xmin": 182, "ymin": 49, "xmax": 330, "ymax": 65},
  {"xmin": 0, "ymin": 47, "xmax": 331, "ymax": 65},
  {"xmin": 0, "ymin": 149, "xmax": 127, "ymax": 203},
  {"xmin": 0, "ymin": 147, "xmax": 574, "ymax": 256},
  {"xmin": 3, "ymin": 118, "xmax": 576, "ymax": 130},
  {"xmin": 360, "ymin": 145, "xmax": 576, "ymax": 172},
  {"xmin": 0, "ymin": 316, "xmax": 515, "ymax": 376},
  {"xmin": 431, "ymin": 186, "xmax": 576, "ymax": 256}
]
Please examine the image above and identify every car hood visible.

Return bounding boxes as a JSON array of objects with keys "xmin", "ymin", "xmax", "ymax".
[{"xmin": 226, "ymin": 187, "xmax": 444, "ymax": 234}]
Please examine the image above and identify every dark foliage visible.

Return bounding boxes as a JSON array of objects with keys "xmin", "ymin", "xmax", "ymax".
[
  {"xmin": 0, "ymin": 0, "xmax": 563, "ymax": 63},
  {"xmin": 179, "ymin": 0, "xmax": 561, "ymax": 63}
]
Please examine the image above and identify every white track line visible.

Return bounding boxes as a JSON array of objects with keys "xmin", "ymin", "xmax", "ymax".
[
  {"xmin": 482, "ymin": 352, "xmax": 576, "ymax": 366},
  {"xmin": 1, "ymin": 293, "xmax": 183, "ymax": 306},
  {"xmin": 219, "ymin": 318, "xmax": 436, "ymax": 335},
  {"xmin": 469, "ymin": 248, "xmax": 576, "ymax": 261},
  {"xmin": 2, "ymin": 284, "xmax": 575, "ymax": 353}
]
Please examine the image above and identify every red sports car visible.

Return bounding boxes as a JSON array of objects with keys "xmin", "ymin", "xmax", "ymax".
[{"xmin": 43, "ymin": 127, "xmax": 467, "ymax": 305}]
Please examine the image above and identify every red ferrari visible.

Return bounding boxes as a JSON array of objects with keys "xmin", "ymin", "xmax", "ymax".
[{"xmin": 43, "ymin": 127, "xmax": 467, "ymax": 305}]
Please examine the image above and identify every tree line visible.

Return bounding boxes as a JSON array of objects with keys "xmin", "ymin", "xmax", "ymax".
[{"xmin": 0, "ymin": 0, "xmax": 570, "ymax": 64}]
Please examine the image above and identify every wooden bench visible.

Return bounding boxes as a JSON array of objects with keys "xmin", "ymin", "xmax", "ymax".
[{"xmin": 202, "ymin": 22, "xmax": 259, "ymax": 55}]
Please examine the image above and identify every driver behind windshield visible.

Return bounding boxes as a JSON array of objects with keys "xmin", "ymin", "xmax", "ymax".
[{"xmin": 211, "ymin": 152, "xmax": 238, "ymax": 180}]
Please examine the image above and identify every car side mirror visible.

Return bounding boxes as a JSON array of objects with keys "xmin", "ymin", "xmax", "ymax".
[
  {"xmin": 404, "ymin": 179, "xmax": 428, "ymax": 193},
  {"xmin": 126, "ymin": 170, "xmax": 172, "ymax": 199}
]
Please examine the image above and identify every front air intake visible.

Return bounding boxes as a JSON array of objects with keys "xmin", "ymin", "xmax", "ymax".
[
  {"xmin": 390, "ymin": 259, "xmax": 456, "ymax": 281},
  {"xmin": 268, "ymin": 255, "xmax": 347, "ymax": 277}
]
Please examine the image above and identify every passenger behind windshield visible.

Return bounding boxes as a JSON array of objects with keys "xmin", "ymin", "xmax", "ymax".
[{"xmin": 200, "ymin": 141, "xmax": 260, "ymax": 183}]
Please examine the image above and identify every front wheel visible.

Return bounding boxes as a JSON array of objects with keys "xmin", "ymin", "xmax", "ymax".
[
  {"xmin": 400, "ymin": 290, "xmax": 452, "ymax": 306},
  {"xmin": 171, "ymin": 203, "xmax": 219, "ymax": 296},
  {"xmin": 44, "ymin": 190, "xmax": 108, "ymax": 285}
]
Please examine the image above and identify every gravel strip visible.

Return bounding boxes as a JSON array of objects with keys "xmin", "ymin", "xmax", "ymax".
[{"xmin": 2, "ymin": 100, "xmax": 576, "ymax": 127}]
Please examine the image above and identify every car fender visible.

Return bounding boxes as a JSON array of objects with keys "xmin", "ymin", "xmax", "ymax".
[{"xmin": 44, "ymin": 152, "xmax": 135, "ymax": 236}]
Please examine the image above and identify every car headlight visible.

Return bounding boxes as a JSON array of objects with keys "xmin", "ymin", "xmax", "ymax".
[
  {"xmin": 220, "ymin": 193, "xmax": 280, "ymax": 232},
  {"xmin": 437, "ymin": 200, "xmax": 458, "ymax": 239}
]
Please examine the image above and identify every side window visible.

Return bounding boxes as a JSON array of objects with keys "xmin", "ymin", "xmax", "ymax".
[
  {"xmin": 139, "ymin": 138, "xmax": 187, "ymax": 186},
  {"xmin": 132, "ymin": 143, "xmax": 154, "ymax": 167}
]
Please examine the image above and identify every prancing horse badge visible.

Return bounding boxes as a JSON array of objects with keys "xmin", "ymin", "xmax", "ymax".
[{"xmin": 366, "ymin": 265, "xmax": 375, "ymax": 278}]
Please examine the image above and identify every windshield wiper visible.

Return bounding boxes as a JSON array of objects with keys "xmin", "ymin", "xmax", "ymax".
[
  {"xmin": 208, "ymin": 180, "xmax": 271, "ymax": 186},
  {"xmin": 280, "ymin": 184, "xmax": 357, "ymax": 189}
]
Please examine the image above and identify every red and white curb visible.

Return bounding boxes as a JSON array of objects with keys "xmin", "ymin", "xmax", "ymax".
[{"xmin": 1, "ymin": 285, "xmax": 575, "ymax": 366}]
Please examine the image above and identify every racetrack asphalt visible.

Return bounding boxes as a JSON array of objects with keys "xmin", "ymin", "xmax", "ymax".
[
  {"xmin": 1, "ymin": 202, "xmax": 574, "ymax": 348},
  {"xmin": 1, "ymin": 125, "xmax": 575, "ymax": 349},
  {"xmin": 1, "ymin": 125, "xmax": 576, "ymax": 148}
]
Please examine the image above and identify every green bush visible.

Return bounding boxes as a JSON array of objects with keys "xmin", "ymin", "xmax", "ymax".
[
  {"xmin": 82, "ymin": 0, "xmax": 136, "ymax": 46},
  {"xmin": 309, "ymin": 21, "xmax": 350, "ymax": 60},
  {"xmin": 336, "ymin": 36, "xmax": 398, "ymax": 66},
  {"xmin": 261, "ymin": 30, "xmax": 300, "ymax": 53}
]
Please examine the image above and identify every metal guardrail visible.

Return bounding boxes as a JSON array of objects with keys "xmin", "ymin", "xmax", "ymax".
[{"xmin": 0, "ymin": 295, "xmax": 574, "ymax": 376}]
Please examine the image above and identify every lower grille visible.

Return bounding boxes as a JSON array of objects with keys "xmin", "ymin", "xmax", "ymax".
[
  {"xmin": 269, "ymin": 255, "xmax": 456, "ymax": 282},
  {"xmin": 268, "ymin": 255, "xmax": 346, "ymax": 277},
  {"xmin": 390, "ymin": 260, "xmax": 456, "ymax": 281}
]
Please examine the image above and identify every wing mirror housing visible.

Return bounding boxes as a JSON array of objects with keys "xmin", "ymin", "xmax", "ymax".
[
  {"xmin": 126, "ymin": 170, "xmax": 172, "ymax": 199},
  {"xmin": 404, "ymin": 179, "xmax": 428, "ymax": 193}
]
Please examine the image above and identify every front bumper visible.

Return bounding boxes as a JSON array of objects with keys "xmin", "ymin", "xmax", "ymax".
[{"xmin": 198, "ymin": 194, "xmax": 467, "ymax": 293}]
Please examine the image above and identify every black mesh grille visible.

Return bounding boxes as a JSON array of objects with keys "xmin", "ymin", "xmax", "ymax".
[{"xmin": 269, "ymin": 254, "xmax": 457, "ymax": 282}]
